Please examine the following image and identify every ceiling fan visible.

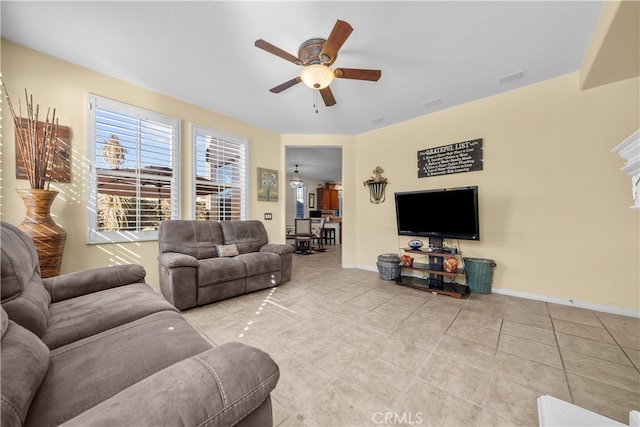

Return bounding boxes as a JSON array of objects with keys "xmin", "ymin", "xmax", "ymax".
[{"xmin": 255, "ymin": 19, "xmax": 382, "ymax": 107}]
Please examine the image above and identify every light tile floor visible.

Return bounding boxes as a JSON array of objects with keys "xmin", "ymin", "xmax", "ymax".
[{"xmin": 184, "ymin": 247, "xmax": 640, "ymax": 426}]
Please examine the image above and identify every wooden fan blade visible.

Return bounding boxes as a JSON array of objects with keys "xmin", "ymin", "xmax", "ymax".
[
  {"xmin": 320, "ymin": 86, "xmax": 336, "ymax": 107},
  {"xmin": 269, "ymin": 77, "xmax": 302, "ymax": 93},
  {"xmin": 319, "ymin": 20, "xmax": 353, "ymax": 65},
  {"xmin": 255, "ymin": 39, "xmax": 301, "ymax": 65},
  {"xmin": 334, "ymin": 68, "xmax": 382, "ymax": 81}
]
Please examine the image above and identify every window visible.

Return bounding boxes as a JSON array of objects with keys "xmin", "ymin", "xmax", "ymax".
[
  {"xmin": 192, "ymin": 125, "xmax": 248, "ymax": 221},
  {"xmin": 296, "ymin": 186, "xmax": 306, "ymax": 218},
  {"xmin": 86, "ymin": 95, "xmax": 180, "ymax": 244}
]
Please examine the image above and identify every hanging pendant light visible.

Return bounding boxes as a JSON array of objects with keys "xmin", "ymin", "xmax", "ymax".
[{"xmin": 289, "ymin": 164, "xmax": 304, "ymax": 188}]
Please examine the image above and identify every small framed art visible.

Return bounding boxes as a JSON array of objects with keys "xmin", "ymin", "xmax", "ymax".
[{"xmin": 257, "ymin": 167, "xmax": 278, "ymax": 201}]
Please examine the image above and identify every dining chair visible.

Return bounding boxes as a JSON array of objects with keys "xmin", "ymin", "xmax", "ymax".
[
  {"xmin": 294, "ymin": 218, "xmax": 312, "ymax": 254},
  {"xmin": 311, "ymin": 218, "xmax": 325, "ymax": 251}
]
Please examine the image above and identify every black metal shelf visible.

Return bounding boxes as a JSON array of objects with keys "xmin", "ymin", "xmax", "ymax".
[{"xmin": 396, "ymin": 276, "xmax": 468, "ymax": 299}]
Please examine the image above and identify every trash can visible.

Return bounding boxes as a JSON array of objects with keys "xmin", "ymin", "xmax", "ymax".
[
  {"xmin": 377, "ymin": 253, "xmax": 401, "ymax": 280},
  {"xmin": 463, "ymin": 258, "xmax": 496, "ymax": 294}
]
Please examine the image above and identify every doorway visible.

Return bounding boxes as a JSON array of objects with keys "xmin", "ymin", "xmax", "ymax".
[{"xmin": 285, "ymin": 146, "xmax": 342, "ymax": 246}]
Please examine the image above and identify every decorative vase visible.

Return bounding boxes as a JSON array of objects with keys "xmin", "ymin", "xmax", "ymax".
[
  {"xmin": 401, "ymin": 254, "xmax": 414, "ymax": 267},
  {"xmin": 444, "ymin": 257, "xmax": 459, "ymax": 273},
  {"xmin": 16, "ymin": 188, "xmax": 67, "ymax": 278}
]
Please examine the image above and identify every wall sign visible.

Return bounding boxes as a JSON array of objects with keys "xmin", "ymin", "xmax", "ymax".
[{"xmin": 418, "ymin": 138, "xmax": 483, "ymax": 178}]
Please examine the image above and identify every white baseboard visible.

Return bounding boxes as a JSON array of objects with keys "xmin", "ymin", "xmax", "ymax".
[
  {"xmin": 347, "ymin": 264, "xmax": 377, "ymax": 272},
  {"xmin": 347, "ymin": 264, "xmax": 639, "ymax": 319},
  {"xmin": 492, "ymin": 288, "xmax": 640, "ymax": 319}
]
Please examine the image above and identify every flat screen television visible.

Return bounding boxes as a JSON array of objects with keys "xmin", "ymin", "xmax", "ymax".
[{"xmin": 394, "ymin": 186, "xmax": 480, "ymax": 240}]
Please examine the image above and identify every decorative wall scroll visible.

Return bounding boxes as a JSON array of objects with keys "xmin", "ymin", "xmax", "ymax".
[
  {"xmin": 257, "ymin": 167, "xmax": 279, "ymax": 201},
  {"xmin": 15, "ymin": 120, "xmax": 71, "ymax": 183},
  {"xmin": 418, "ymin": 138, "xmax": 483, "ymax": 178},
  {"xmin": 363, "ymin": 166, "xmax": 388, "ymax": 204}
]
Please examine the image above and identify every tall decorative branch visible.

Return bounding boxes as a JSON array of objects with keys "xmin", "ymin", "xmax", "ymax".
[{"xmin": 2, "ymin": 78, "xmax": 59, "ymax": 189}]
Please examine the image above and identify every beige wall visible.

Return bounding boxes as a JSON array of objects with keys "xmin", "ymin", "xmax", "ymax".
[
  {"xmin": 579, "ymin": 0, "xmax": 639, "ymax": 90},
  {"xmin": 1, "ymin": 41, "xmax": 283, "ymax": 287},
  {"xmin": 3, "ymin": 40, "xmax": 638, "ymax": 313},
  {"xmin": 354, "ymin": 73, "xmax": 639, "ymax": 312}
]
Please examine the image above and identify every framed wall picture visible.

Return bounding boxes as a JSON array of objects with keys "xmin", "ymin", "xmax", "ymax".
[
  {"xmin": 309, "ymin": 193, "xmax": 315, "ymax": 209},
  {"xmin": 257, "ymin": 167, "xmax": 278, "ymax": 201},
  {"xmin": 15, "ymin": 119, "xmax": 71, "ymax": 183}
]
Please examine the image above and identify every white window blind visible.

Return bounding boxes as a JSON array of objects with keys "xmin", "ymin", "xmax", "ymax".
[
  {"xmin": 192, "ymin": 125, "xmax": 248, "ymax": 221},
  {"xmin": 87, "ymin": 95, "xmax": 180, "ymax": 244}
]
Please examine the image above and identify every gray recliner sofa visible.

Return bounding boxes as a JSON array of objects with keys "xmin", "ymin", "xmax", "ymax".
[
  {"xmin": 1, "ymin": 221, "xmax": 280, "ymax": 427},
  {"xmin": 158, "ymin": 220, "xmax": 294, "ymax": 310}
]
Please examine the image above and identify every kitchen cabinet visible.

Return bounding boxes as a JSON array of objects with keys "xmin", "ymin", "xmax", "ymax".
[{"xmin": 317, "ymin": 188, "xmax": 339, "ymax": 210}]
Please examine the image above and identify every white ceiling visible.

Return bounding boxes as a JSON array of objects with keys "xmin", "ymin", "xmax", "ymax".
[
  {"xmin": 2, "ymin": 1, "xmax": 604, "ymax": 138},
  {"xmin": 286, "ymin": 146, "xmax": 342, "ymax": 183}
]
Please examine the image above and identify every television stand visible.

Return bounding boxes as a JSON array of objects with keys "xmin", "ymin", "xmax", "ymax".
[
  {"xmin": 397, "ymin": 237, "xmax": 468, "ymax": 299},
  {"xmin": 396, "ymin": 275, "xmax": 467, "ymax": 298}
]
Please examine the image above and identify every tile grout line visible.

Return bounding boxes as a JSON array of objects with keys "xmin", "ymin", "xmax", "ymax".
[
  {"xmin": 549, "ymin": 304, "xmax": 576, "ymax": 405},
  {"xmin": 595, "ymin": 313, "xmax": 640, "ymax": 375}
]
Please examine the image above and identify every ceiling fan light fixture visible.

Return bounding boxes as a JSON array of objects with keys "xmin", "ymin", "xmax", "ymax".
[
  {"xmin": 289, "ymin": 164, "xmax": 304, "ymax": 188},
  {"xmin": 301, "ymin": 64, "xmax": 334, "ymax": 89}
]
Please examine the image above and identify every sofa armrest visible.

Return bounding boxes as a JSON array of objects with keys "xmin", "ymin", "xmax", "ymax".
[
  {"xmin": 260, "ymin": 243, "xmax": 294, "ymax": 256},
  {"xmin": 61, "ymin": 342, "xmax": 280, "ymax": 427},
  {"xmin": 158, "ymin": 252, "xmax": 199, "ymax": 268},
  {"xmin": 43, "ymin": 264, "xmax": 146, "ymax": 303},
  {"xmin": 157, "ymin": 253, "xmax": 199, "ymax": 310}
]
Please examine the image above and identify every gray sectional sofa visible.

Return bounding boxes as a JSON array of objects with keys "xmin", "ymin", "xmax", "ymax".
[
  {"xmin": 0, "ymin": 221, "xmax": 280, "ymax": 427},
  {"xmin": 158, "ymin": 220, "xmax": 294, "ymax": 310}
]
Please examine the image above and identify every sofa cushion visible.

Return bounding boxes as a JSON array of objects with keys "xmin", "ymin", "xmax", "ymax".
[
  {"xmin": 198, "ymin": 257, "xmax": 246, "ymax": 287},
  {"xmin": 1, "ymin": 222, "xmax": 51, "ymax": 338},
  {"xmin": 159, "ymin": 220, "xmax": 224, "ymax": 259},
  {"xmin": 42, "ymin": 283, "xmax": 177, "ymax": 350},
  {"xmin": 60, "ymin": 343, "xmax": 279, "ymax": 427},
  {"xmin": 25, "ymin": 310, "xmax": 212, "ymax": 427},
  {"xmin": 1, "ymin": 307, "xmax": 50, "ymax": 427},
  {"xmin": 237, "ymin": 252, "xmax": 281, "ymax": 277},
  {"xmin": 220, "ymin": 220, "xmax": 269, "ymax": 254}
]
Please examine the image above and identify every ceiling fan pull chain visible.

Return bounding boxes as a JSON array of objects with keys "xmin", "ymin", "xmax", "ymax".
[{"xmin": 314, "ymin": 90, "xmax": 319, "ymax": 114}]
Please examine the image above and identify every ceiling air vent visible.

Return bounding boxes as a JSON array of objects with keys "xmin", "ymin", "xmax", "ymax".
[
  {"xmin": 497, "ymin": 70, "xmax": 525, "ymax": 86},
  {"xmin": 422, "ymin": 97, "xmax": 443, "ymax": 109}
]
